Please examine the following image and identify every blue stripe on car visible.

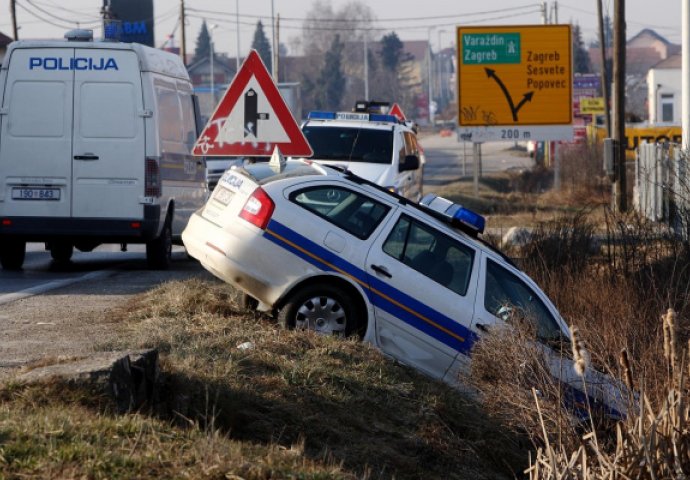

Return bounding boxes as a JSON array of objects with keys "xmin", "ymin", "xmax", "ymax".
[{"xmin": 265, "ymin": 219, "xmax": 477, "ymax": 354}]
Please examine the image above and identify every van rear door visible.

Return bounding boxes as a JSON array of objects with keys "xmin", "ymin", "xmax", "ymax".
[
  {"xmin": 0, "ymin": 48, "xmax": 73, "ymax": 218},
  {"xmin": 71, "ymin": 49, "xmax": 145, "ymax": 219}
]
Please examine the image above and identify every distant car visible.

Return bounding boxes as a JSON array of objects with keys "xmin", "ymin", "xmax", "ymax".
[
  {"xmin": 182, "ymin": 159, "xmax": 627, "ymax": 417},
  {"xmin": 294, "ymin": 103, "xmax": 424, "ymax": 202}
]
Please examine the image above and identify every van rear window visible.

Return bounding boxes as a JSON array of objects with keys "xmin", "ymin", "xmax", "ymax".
[{"xmin": 302, "ymin": 126, "xmax": 393, "ymax": 164}]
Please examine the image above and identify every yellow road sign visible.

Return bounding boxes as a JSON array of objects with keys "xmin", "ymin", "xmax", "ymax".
[
  {"xmin": 580, "ymin": 97, "xmax": 605, "ymax": 115},
  {"xmin": 457, "ymin": 25, "xmax": 572, "ymax": 127}
]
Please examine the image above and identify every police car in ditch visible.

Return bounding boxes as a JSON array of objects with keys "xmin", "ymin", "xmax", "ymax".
[
  {"xmin": 182, "ymin": 151, "xmax": 627, "ymax": 417},
  {"xmin": 295, "ymin": 101, "xmax": 424, "ymax": 201}
]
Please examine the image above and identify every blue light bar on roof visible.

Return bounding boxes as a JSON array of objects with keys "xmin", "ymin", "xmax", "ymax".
[
  {"xmin": 307, "ymin": 111, "xmax": 399, "ymax": 124},
  {"xmin": 307, "ymin": 111, "xmax": 337, "ymax": 120},
  {"xmin": 419, "ymin": 194, "xmax": 485, "ymax": 235},
  {"xmin": 370, "ymin": 114, "xmax": 399, "ymax": 123}
]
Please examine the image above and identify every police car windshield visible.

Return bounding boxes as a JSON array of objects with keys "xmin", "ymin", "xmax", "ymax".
[{"xmin": 303, "ymin": 126, "xmax": 394, "ymax": 164}]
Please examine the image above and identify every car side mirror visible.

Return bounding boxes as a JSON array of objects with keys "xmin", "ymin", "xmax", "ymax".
[{"xmin": 400, "ymin": 154, "xmax": 419, "ymax": 172}]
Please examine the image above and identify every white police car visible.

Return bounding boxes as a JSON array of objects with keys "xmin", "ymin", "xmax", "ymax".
[
  {"xmin": 182, "ymin": 153, "xmax": 627, "ymax": 417},
  {"xmin": 295, "ymin": 102, "xmax": 424, "ymax": 202}
]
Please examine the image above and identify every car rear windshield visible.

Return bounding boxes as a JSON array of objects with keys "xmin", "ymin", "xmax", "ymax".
[
  {"xmin": 237, "ymin": 162, "xmax": 323, "ymax": 184},
  {"xmin": 303, "ymin": 126, "xmax": 394, "ymax": 164}
]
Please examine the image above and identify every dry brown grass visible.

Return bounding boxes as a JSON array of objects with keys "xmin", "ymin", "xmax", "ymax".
[
  {"xmin": 467, "ymin": 317, "xmax": 582, "ymax": 450},
  {"xmin": 0, "ymin": 278, "xmax": 526, "ymax": 479},
  {"xmin": 527, "ymin": 309, "xmax": 690, "ymax": 479}
]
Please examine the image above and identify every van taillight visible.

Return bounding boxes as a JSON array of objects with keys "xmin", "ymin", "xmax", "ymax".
[
  {"xmin": 239, "ymin": 187, "xmax": 274, "ymax": 229},
  {"xmin": 145, "ymin": 156, "xmax": 161, "ymax": 196}
]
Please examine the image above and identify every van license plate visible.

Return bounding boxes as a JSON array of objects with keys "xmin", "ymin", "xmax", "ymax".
[{"xmin": 12, "ymin": 188, "xmax": 60, "ymax": 200}]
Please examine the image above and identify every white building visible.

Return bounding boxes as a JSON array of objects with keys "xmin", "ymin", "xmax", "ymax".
[{"xmin": 647, "ymin": 54, "xmax": 681, "ymax": 124}]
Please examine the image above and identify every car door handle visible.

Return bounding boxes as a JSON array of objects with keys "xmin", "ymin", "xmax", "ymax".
[
  {"xmin": 74, "ymin": 154, "xmax": 99, "ymax": 160},
  {"xmin": 371, "ymin": 264, "xmax": 392, "ymax": 278},
  {"xmin": 475, "ymin": 323, "xmax": 489, "ymax": 333}
]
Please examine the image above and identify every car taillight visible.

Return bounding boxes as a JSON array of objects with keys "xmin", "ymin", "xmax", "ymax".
[
  {"xmin": 145, "ymin": 156, "xmax": 161, "ymax": 196},
  {"xmin": 239, "ymin": 187, "xmax": 275, "ymax": 229}
]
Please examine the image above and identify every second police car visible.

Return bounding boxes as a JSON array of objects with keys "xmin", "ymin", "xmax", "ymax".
[
  {"xmin": 295, "ymin": 101, "xmax": 425, "ymax": 202},
  {"xmin": 182, "ymin": 153, "xmax": 627, "ymax": 417}
]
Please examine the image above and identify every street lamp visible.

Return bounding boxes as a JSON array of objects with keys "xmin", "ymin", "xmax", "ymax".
[{"xmin": 209, "ymin": 23, "xmax": 218, "ymax": 103}]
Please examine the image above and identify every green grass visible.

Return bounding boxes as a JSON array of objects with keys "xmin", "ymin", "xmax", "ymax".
[{"xmin": 0, "ymin": 279, "xmax": 526, "ymax": 479}]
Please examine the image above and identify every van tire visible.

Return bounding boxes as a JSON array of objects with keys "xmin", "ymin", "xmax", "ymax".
[
  {"xmin": 0, "ymin": 239, "xmax": 26, "ymax": 270},
  {"xmin": 278, "ymin": 284, "xmax": 357, "ymax": 336},
  {"xmin": 146, "ymin": 221, "xmax": 172, "ymax": 270},
  {"xmin": 50, "ymin": 242, "xmax": 73, "ymax": 263}
]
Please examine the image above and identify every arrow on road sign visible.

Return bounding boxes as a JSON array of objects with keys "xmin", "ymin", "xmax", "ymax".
[
  {"xmin": 485, "ymin": 68, "xmax": 534, "ymax": 122},
  {"xmin": 193, "ymin": 50, "xmax": 313, "ymax": 157}
]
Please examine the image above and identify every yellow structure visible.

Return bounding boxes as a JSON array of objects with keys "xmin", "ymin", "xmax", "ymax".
[{"xmin": 457, "ymin": 25, "xmax": 572, "ymax": 127}]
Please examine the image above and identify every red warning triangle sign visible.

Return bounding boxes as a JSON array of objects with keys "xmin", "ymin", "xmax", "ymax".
[
  {"xmin": 193, "ymin": 50, "xmax": 313, "ymax": 157},
  {"xmin": 389, "ymin": 103, "xmax": 406, "ymax": 121}
]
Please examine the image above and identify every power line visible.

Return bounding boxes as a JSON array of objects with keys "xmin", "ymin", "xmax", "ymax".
[
  {"xmin": 186, "ymin": 4, "xmax": 541, "ymax": 24},
  {"xmin": 187, "ymin": 8, "xmax": 542, "ymax": 34},
  {"xmin": 30, "ymin": 0, "xmax": 100, "ymax": 20},
  {"xmin": 25, "ymin": 0, "xmax": 97, "ymax": 25},
  {"xmin": 15, "ymin": 0, "xmax": 100, "ymax": 29},
  {"xmin": 560, "ymin": 3, "xmax": 679, "ymax": 33}
]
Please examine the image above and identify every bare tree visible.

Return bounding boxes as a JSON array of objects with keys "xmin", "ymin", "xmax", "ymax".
[{"xmin": 298, "ymin": 1, "xmax": 376, "ymax": 112}]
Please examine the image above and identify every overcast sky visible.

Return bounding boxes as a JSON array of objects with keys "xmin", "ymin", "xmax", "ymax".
[{"xmin": 0, "ymin": 0, "xmax": 682, "ymax": 57}]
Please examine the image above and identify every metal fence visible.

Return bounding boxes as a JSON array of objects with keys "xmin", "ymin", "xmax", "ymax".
[{"xmin": 635, "ymin": 142, "xmax": 688, "ymax": 235}]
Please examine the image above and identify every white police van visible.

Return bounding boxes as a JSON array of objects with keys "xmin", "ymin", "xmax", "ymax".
[
  {"xmin": 0, "ymin": 29, "xmax": 207, "ymax": 269},
  {"xmin": 297, "ymin": 102, "xmax": 424, "ymax": 201}
]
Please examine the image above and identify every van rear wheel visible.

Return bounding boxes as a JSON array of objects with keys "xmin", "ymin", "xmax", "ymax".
[
  {"xmin": 50, "ymin": 242, "xmax": 73, "ymax": 263},
  {"xmin": 0, "ymin": 239, "xmax": 26, "ymax": 270},
  {"xmin": 146, "ymin": 221, "xmax": 172, "ymax": 270}
]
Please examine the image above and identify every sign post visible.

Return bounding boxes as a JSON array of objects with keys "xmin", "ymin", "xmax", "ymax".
[{"xmin": 457, "ymin": 25, "xmax": 573, "ymax": 142}]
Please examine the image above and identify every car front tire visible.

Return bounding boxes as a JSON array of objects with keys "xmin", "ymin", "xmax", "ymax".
[{"xmin": 279, "ymin": 284, "xmax": 359, "ymax": 336}]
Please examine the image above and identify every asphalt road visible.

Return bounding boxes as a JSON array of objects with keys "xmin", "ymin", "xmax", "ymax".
[
  {"xmin": 0, "ymin": 243, "xmax": 198, "ymax": 304},
  {"xmin": 422, "ymin": 134, "xmax": 534, "ymax": 187}
]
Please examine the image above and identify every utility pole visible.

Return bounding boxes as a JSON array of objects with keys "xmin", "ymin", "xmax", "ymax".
[
  {"xmin": 10, "ymin": 0, "xmax": 18, "ymax": 40},
  {"xmin": 597, "ymin": 0, "xmax": 611, "ymax": 136},
  {"xmin": 275, "ymin": 14, "xmax": 280, "ymax": 82},
  {"xmin": 179, "ymin": 0, "xmax": 186, "ymax": 65},
  {"xmin": 612, "ymin": 0, "xmax": 627, "ymax": 212},
  {"xmin": 427, "ymin": 27, "xmax": 434, "ymax": 125},
  {"xmin": 235, "ymin": 0, "xmax": 241, "ymax": 71},
  {"xmin": 364, "ymin": 34, "xmax": 369, "ymax": 101},
  {"xmin": 270, "ymin": 0, "xmax": 276, "ymax": 78},
  {"xmin": 682, "ymin": 0, "xmax": 689, "ymax": 151}
]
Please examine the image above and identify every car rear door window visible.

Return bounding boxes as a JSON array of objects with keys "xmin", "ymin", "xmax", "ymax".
[
  {"xmin": 291, "ymin": 186, "xmax": 390, "ymax": 239},
  {"xmin": 382, "ymin": 215, "xmax": 475, "ymax": 295}
]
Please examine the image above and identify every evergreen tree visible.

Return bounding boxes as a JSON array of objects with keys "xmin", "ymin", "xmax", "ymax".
[
  {"xmin": 251, "ymin": 20, "xmax": 272, "ymax": 73},
  {"xmin": 380, "ymin": 32, "xmax": 404, "ymax": 72},
  {"xmin": 316, "ymin": 35, "xmax": 345, "ymax": 111},
  {"xmin": 572, "ymin": 24, "xmax": 592, "ymax": 73},
  {"xmin": 193, "ymin": 20, "xmax": 211, "ymax": 63}
]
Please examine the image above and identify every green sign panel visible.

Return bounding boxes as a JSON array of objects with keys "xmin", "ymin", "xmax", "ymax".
[{"xmin": 461, "ymin": 33, "xmax": 521, "ymax": 65}]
